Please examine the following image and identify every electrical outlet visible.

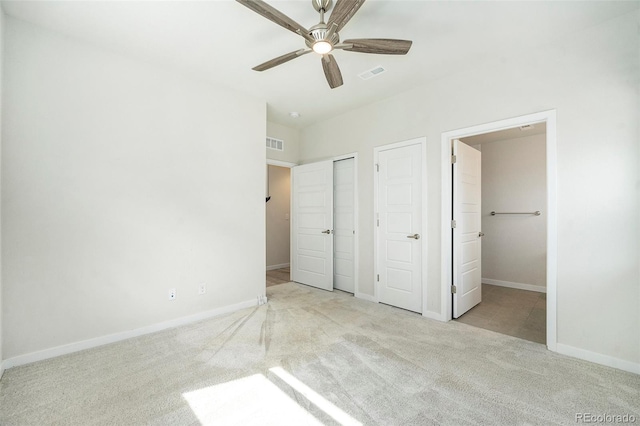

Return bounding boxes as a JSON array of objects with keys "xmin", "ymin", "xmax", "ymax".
[
  {"xmin": 168, "ymin": 288, "xmax": 176, "ymax": 300},
  {"xmin": 198, "ymin": 283, "xmax": 206, "ymax": 295}
]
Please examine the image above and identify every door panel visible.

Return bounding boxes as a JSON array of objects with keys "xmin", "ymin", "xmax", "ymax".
[
  {"xmin": 291, "ymin": 161, "xmax": 334, "ymax": 291},
  {"xmin": 377, "ymin": 143, "xmax": 422, "ymax": 313},
  {"xmin": 333, "ymin": 158, "xmax": 355, "ymax": 293},
  {"xmin": 453, "ymin": 140, "xmax": 482, "ymax": 317}
]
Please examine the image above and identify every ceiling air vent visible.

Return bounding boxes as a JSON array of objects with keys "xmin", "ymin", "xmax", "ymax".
[
  {"xmin": 358, "ymin": 65, "xmax": 386, "ymax": 80},
  {"xmin": 266, "ymin": 137, "xmax": 284, "ymax": 151}
]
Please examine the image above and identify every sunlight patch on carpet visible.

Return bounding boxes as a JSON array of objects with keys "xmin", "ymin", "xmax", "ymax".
[
  {"xmin": 270, "ymin": 367, "xmax": 363, "ymax": 426},
  {"xmin": 182, "ymin": 374, "xmax": 323, "ymax": 425}
]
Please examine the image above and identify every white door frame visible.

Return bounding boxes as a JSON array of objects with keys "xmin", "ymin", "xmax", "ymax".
[
  {"xmin": 440, "ymin": 110, "xmax": 558, "ymax": 351},
  {"xmin": 374, "ymin": 137, "xmax": 429, "ymax": 315},
  {"xmin": 267, "ymin": 159, "xmax": 297, "ymax": 168}
]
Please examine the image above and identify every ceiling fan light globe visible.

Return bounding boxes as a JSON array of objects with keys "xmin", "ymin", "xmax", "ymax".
[{"xmin": 313, "ymin": 41, "xmax": 333, "ymax": 55}]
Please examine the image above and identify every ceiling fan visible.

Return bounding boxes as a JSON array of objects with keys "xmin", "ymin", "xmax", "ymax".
[{"xmin": 237, "ymin": 0, "xmax": 413, "ymax": 89}]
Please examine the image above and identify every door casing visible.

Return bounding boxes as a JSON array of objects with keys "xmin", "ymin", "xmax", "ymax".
[{"xmin": 440, "ymin": 110, "xmax": 557, "ymax": 351}]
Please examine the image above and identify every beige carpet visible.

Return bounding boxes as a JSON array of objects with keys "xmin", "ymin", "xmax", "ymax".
[
  {"xmin": 266, "ymin": 267, "xmax": 290, "ymax": 287},
  {"xmin": 1, "ymin": 282, "xmax": 638, "ymax": 425},
  {"xmin": 454, "ymin": 284, "xmax": 546, "ymax": 344}
]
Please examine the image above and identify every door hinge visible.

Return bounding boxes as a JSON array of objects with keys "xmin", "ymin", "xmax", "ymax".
[
  {"xmin": 451, "ymin": 220, "xmax": 456, "ymax": 228},
  {"xmin": 377, "ymin": 274, "xmax": 380, "ymax": 282},
  {"xmin": 451, "ymin": 285, "xmax": 457, "ymax": 294},
  {"xmin": 451, "ymin": 155, "xmax": 457, "ymax": 164},
  {"xmin": 376, "ymin": 163, "xmax": 380, "ymax": 172}
]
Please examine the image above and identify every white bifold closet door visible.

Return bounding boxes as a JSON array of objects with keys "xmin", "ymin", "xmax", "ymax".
[
  {"xmin": 291, "ymin": 161, "xmax": 334, "ymax": 291},
  {"xmin": 333, "ymin": 158, "xmax": 355, "ymax": 293}
]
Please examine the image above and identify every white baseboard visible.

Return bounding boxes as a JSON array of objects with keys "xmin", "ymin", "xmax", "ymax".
[
  {"xmin": 422, "ymin": 310, "xmax": 444, "ymax": 321},
  {"xmin": 266, "ymin": 263, "xmax": 290, "ymax": 271},
  {"xmin": 556, "ymin": 343, "xmax": 640, "ymax": 375},
  {"xmin": 2, "ymin": 298, "xmax": 259, "ymax": 370},
  {"xmin": 0, "ymin": 361, "xmax": 5, "ymax": 380},
  {"xmin": 355, "ymin": 292, "xmax": 377, "ymax": 303},
  {"xmin": 482, "ymin": 278, "xmax": 546, "ymax": 293}
]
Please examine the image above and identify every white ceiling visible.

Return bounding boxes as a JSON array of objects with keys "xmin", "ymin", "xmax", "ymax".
[{"xmin": 2, "ymin": 0, "xmax": 638, "ymax": 129}]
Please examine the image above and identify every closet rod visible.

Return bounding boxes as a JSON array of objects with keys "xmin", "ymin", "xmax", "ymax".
[{"xmin": 490, "ymin": 211, "xmax": 541, "ymax": 216}]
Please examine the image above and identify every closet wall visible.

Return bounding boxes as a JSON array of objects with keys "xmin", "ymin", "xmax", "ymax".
[
  {"xmin": 266, "ymin": 165, "xmax": 291, "ymax": 269},
  {"xmin": 477, "ymin": 133, "xmax": 547, "ymax": 291}
]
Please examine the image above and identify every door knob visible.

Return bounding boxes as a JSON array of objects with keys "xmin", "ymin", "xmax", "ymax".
[
  {"xmin": 321, "ymin": 229, "xmax": 331, "ymax": 234},
  {"xmin": 479, "ymin": 232, "xmax": 485, "ymax": 237},
  {"xmin": 407, "ymin": 234, "xmax": 420, "ymax": 239}
]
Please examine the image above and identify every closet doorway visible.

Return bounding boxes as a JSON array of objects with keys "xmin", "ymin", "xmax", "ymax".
[
  {"xmin": 454, "ymin": 126, "xmax": 547, "ymax": 344},
  {"xmin": 266, "ymin": 160, "xmax": 296, "ymax": 288},
  {"xmin": 442, "ymin": 111, "xmax": 557, "ymax": 349}
]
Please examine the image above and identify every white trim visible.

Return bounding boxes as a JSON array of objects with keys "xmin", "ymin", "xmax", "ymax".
[
  {"xmin": 420, "ymin": 139, "xmax": 429, "ymax": 317},
  {"xmin": 266, "ymin": 263, "xmax": 290, "ymax": 271},
  {"xmin": 2, "ymin": 298, "xmax": 258, "ymax": 370},
  {"xmin": 0, "ymin": 362, "xmax": 5, "ymax": 380},
  {"xmin": 545, "ymin": 112, "xmax": 558, "ymax": 351},
  {"xmin": 441, "ymin": 110, "xmax": 558, "ymax": 352},
  {"xmin": 421, "ymin": 310, "xmax": 442, "ymax": 321},
  {"xmin": 333, "ymin": 153, "xmax": 356, "ymax": 162},
  {"xmin": 556, "ymin": 343, "xmax": 640, "ymax": 375},
  {"xmin": 373, "ymin": 137, "xmax": 428, "ymax": 312},
  {"xmin": 482, "ymin": 278, "xmax": 546, "ymax": 294},
  {"xmin": 266, "ymin": 159, "xmax": 297, "ymax": 168},
  {"xmin": 355, "ymin": 292, "xmax": 377, "ymax": 303}
]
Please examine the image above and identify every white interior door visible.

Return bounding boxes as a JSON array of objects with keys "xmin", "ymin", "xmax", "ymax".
[
  {"xmin": 333, "ymin": 158, "xmax": 355, "ymax": 293},
  {"xmin": 377, "ymin": 143, "xmax": 422, "ymax": 313},
  {"xmin": 453, "ymin": 140, "xmax": 482, "ymax": 318},
  {"xmin": 291, "ymin": 161, "xmax": 334, "ymax": 291}
]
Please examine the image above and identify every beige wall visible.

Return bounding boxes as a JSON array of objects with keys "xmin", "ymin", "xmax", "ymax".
[
  {"xmin": 266, "ymin": 165, "xmax": 291, "ymax": 269},
  {"xmin": 266, "ymin": 121, "xmax": 300, "ymax": 164},
  {"xmin": 472, "ymin": 134, "xmax": 547, "ymax": 290},
  {"xmin": 2, "ymin": 18, "xmax": 266, "ymax": 360},
  {"xmin": 299, "ymin": 11, "xmax": 639, "ymax": 366}
]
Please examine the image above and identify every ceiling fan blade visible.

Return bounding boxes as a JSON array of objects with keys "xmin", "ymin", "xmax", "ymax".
[
  {"xmin": 253, "ymin": 49, "xmax": 311, "ymax": 71},
  {"xmin": 236, "ymin": 0, "xmax": 309, "ymax": 36},
  {"xmin": 342, "ymin": 38, "xmax": 413, "ymax": 55},
  {"xmin": 321, "ymin": 54, "xmax": 343, "ymax": 89},
  {"xmin": 327, "ymin": 0, "xmax": 366, "ymax": 33}
]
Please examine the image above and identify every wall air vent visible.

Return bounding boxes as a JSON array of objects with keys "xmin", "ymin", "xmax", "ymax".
[
  {"xmin": 358, "ymin": 65, "xmax": 386, "ymax": 80},
  {"xmin": 266, "ymin": 137, "xmax": 284, "ymax": 151}
]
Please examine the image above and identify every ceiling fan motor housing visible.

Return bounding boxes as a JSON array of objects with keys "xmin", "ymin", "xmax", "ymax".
[
  {"xmin": 312, "ymin": 0, "xmax": 332, "ymax": 13},
  {"xmin": 306, "ymin": 23, "xmax": 340, "ymax": 48}
]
